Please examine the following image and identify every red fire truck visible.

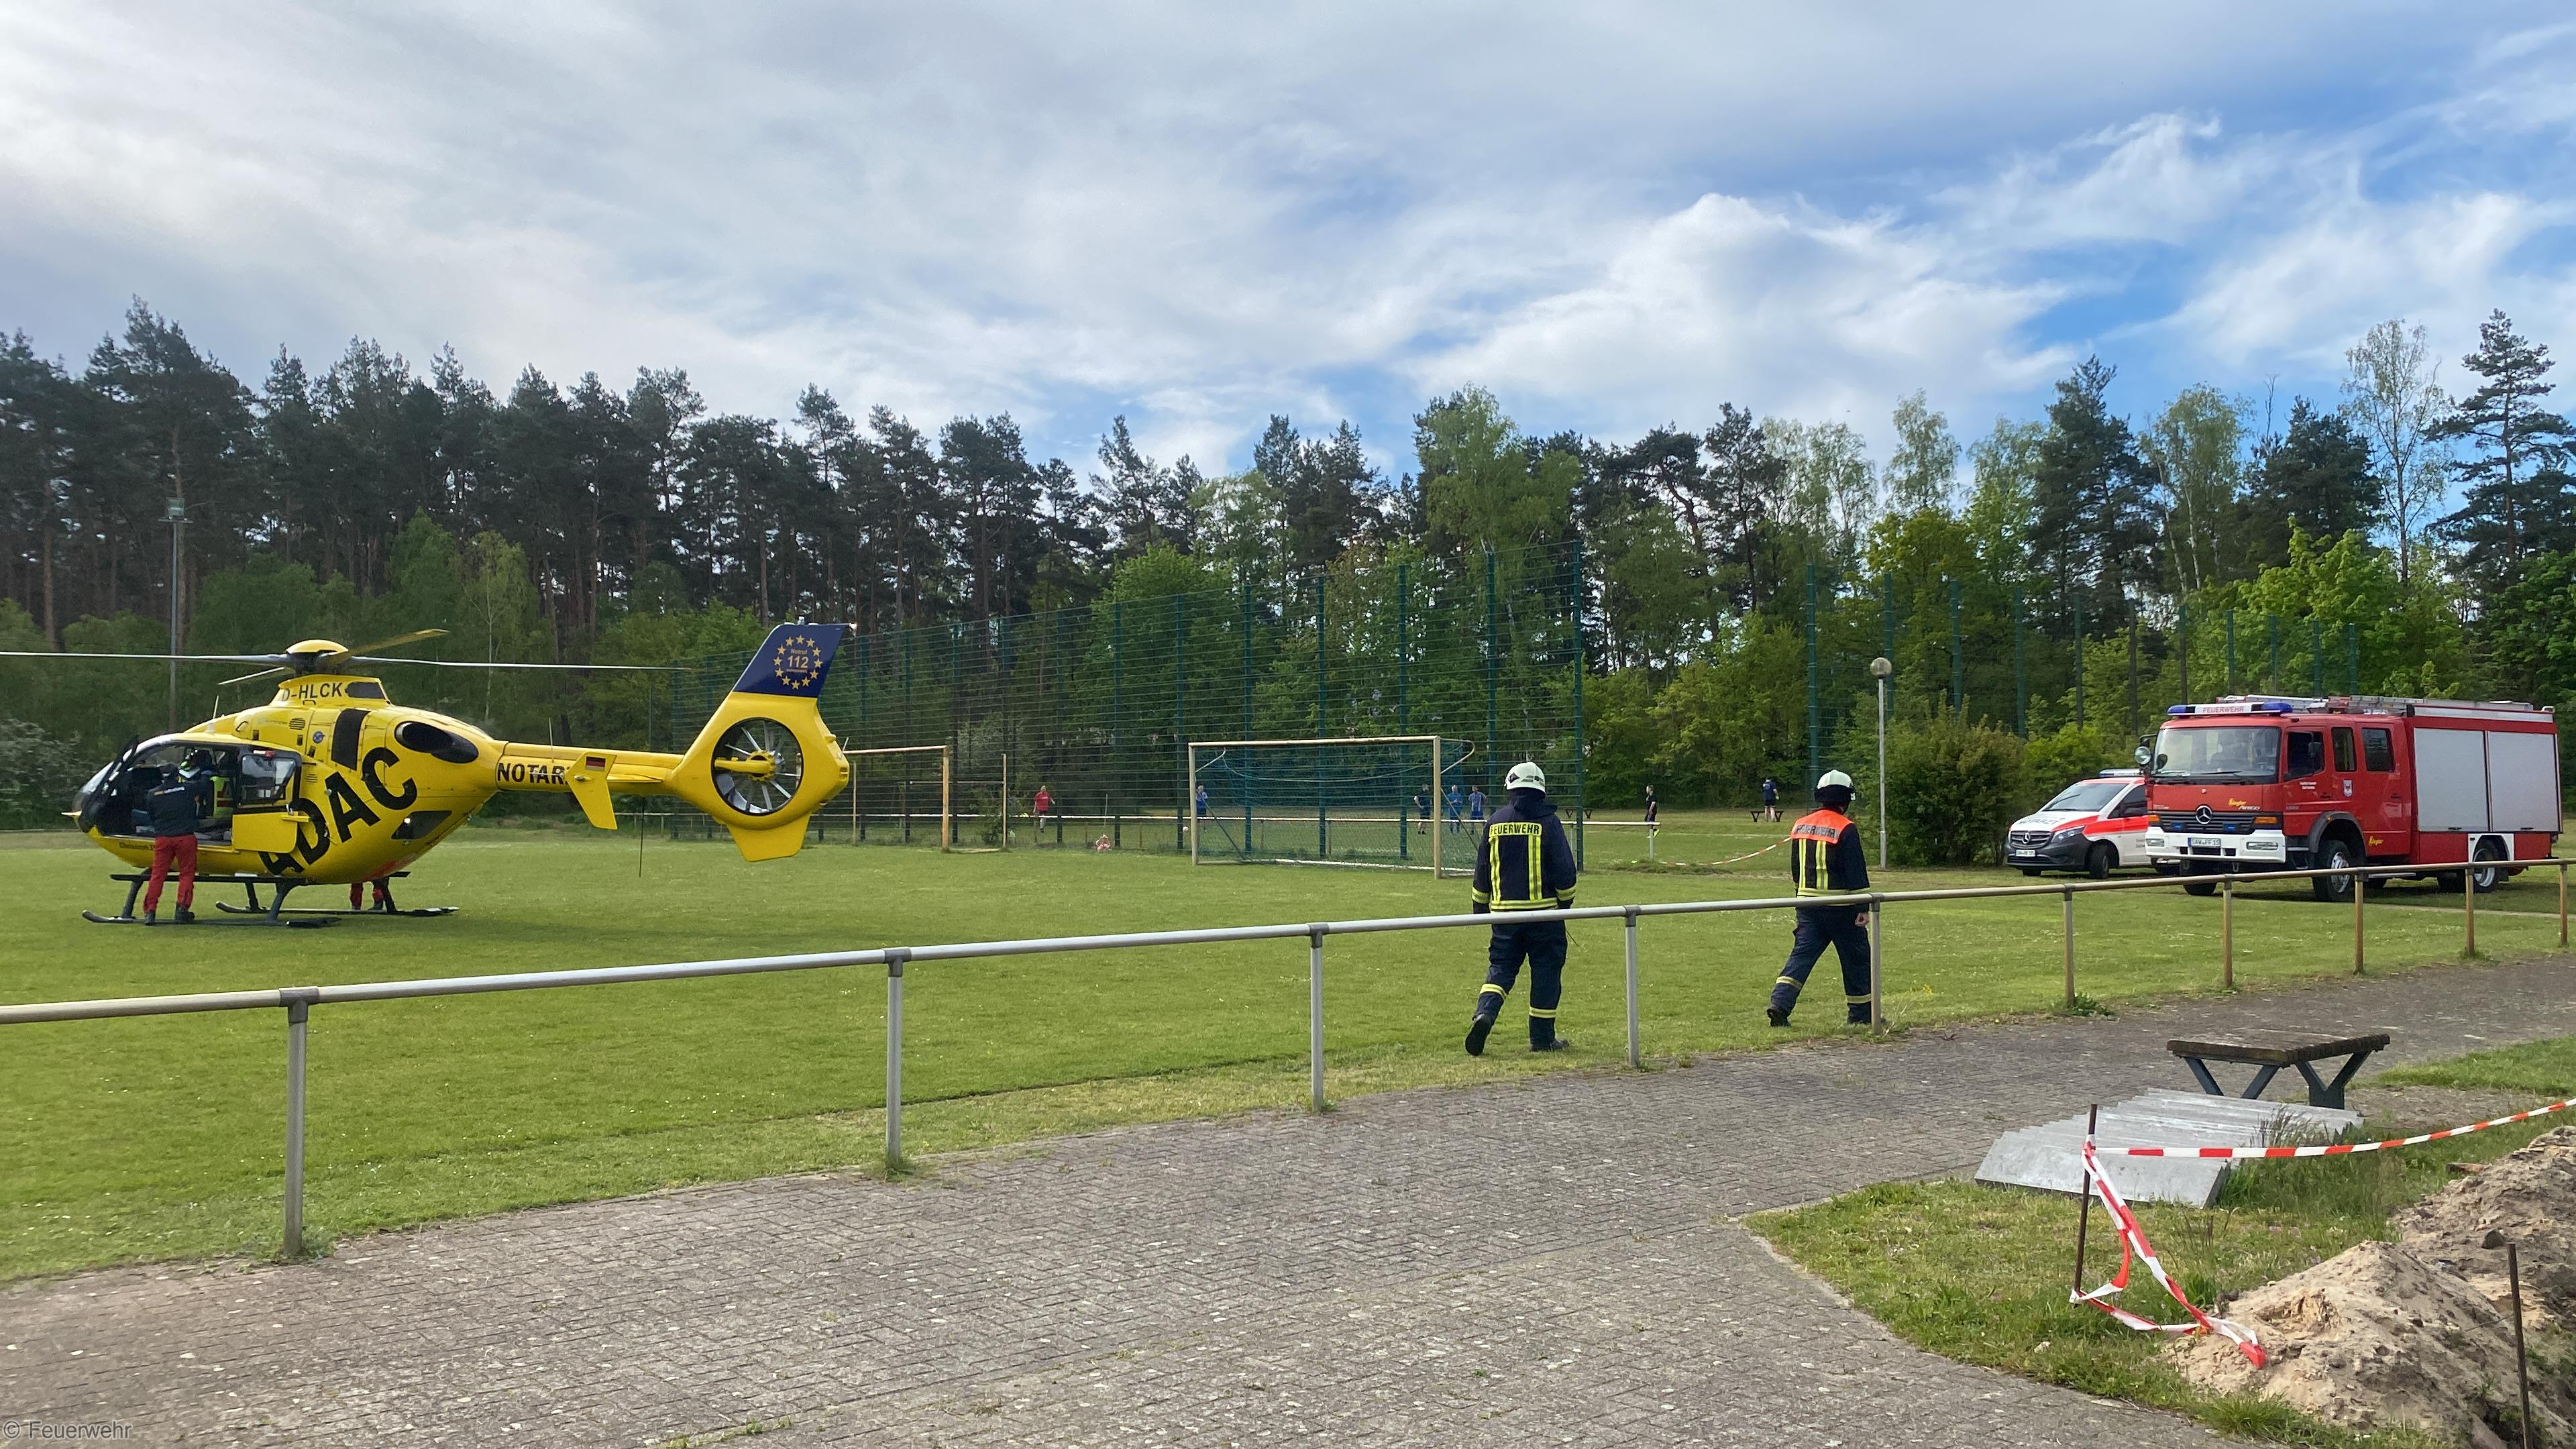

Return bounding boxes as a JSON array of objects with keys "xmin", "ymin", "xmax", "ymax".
[{"xmin": 2139, "ymin": 695, "xmax": 2563, "ymax": 900}]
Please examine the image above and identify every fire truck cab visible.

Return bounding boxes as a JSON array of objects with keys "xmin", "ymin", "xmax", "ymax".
[{"xmin": 2140, "ymin": 695, "xmax": 2562, "ymax": 900}]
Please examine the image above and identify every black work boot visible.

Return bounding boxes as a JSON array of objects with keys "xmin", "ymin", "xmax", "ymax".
[
  {"xmin": 1531, "ymin": 1035, "xmax": 1570, "ymax": 1053},
  {"xmin": 1765, "ymin": 1005, "xmax": 1789, "ymax": 1027},
  {"xmin": 1464, "ymin": 1012, "xmax": 1495, "ymax": 1057},
  {"xmin": 174, "ymin": 907, "xmax": 195, "ymax": 924},
  {"xmin": 143, "ymin": 911, "xmax": 157, "ymax": 926}
]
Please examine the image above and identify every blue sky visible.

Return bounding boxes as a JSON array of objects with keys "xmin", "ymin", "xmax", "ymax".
[{"xmin": 5, "ymin": 3, "xmax": 2573, "ymax": 483}]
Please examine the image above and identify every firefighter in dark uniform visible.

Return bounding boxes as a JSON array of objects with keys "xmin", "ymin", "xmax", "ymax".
[
  {"xmin": 1768, "ymin": 769, "xmax": 1872, "ymax": 1027},
  {"xmin": 1465, "ymin": 761, "xmax": 1579, "ymax": 1055}
]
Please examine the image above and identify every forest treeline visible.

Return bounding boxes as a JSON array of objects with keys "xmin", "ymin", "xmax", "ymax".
[{"xmin": 5, "ymin": 299, "xmax": 2574, "ymax": 841}]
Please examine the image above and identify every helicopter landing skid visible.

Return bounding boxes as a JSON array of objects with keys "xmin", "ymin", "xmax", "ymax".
[
  {"xmin": 83, "ymin": 909, "xmax": 335, "ymax": 928},
  {"xmin": 215, "ymin": 901, "xmax": 458, "ymax": 918},
  {"xmin": 105, "ymin": 871, "xmax": 445, "ymax": 925}
]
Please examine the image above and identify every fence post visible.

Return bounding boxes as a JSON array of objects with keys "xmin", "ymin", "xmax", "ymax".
[
  {"xmin": 1623, "ymin": 906, "xmax": 1642, "ymax": 1069},
  {"xmin": 281, "ymin": 986, "xmax": 317, "ymax": 1259},
  {"xmin": 1868, "ymin": 894, "xmax": 1885, "ymax": 1032},
  {"xmin": 1805, "ymin": 564, "xmax": 1821, "ymax": 782},
  {"xmin": 2354, "ymin": 868, "xmax": 2366, "ymax": 974},
  {"xmin": 1484, "ymin": 550, "xmax": 1499, "ymax": 784},
  {"xmin": 2061, "ymin": 888, "xmax": 2076, "ymax": 1008},
  {"xmin": 2221, "ymin": 876, "xmax": 2235, "ymax": 988},
  {"xmin": 884, "ymin": 949, "xmax": 908, "ymax": 1170},
  {"xmin": 2465, "ymin": 867, "xmax": 2478, "ymax": 957},
  {"xmin": 2560, "ymin": 861, "xmax": 2568, "ymax": 949},
  {"xmin": 2013, "ymin": 585, "xmax": 2027, "ymax": 737},
  {"xmin": 1307, "ymin": 926, "xmax": 1327, "ymax": 1112}
]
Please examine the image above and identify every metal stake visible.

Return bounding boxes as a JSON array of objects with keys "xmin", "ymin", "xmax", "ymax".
[
  {"xmin": 1307, "ymin": 927, "xmax": 1326, "ymax": 1112},
  {"xmin": 1623, "ymin": 907, "xmax": 1642, "ymax": 1069},
  {"xmin": 2353, "ymin": 868, "xmax": 2366, "ymax": 974},
  {"xmin": 884, "ymin": 949, "xmax": 908, "ymax": 1169},
  {"xmin": 2508, "ymin": 1238, "xmax": 2533, "ymax": 1449},
  {"xmin": 282, "ymin": 987, "xmax": 316, "ymax": 1260},
  {"xmin": 2560, "ymin": 861, "xmax": 2567, "ymax": 949},
  {"xmin": 2073, "ymin": 1104, "xmax": 2099, "ymax": 1291}
]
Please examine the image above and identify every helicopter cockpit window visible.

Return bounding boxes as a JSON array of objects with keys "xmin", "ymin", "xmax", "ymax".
[
  {"xmin": 83, "ymin": 738, "xmax": 288, "ymax": 841},
  {"xmin": 236, "ymin": 748, "xmax": 300, "ymax": 807}
]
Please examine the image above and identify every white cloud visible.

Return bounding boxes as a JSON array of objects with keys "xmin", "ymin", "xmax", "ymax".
[
  {"xmin": 2166, "ymin": 191, "xmax": 2568, "ymax": 371},
  {"xmin": 1419, "ymin": 194, "xmax": 2072, "ymax": 436},
  {"xmin": 2, "ymin": 1, "xmax": 2573, "ymax": 475}
]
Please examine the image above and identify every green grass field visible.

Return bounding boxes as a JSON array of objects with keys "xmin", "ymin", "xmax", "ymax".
[
  {"xmin": 1753, "ymin": 1034, "xmax": 2576, "ymax": 1449},
  {"xmin": 1, "ymin": 809, "xmax": 2569, "ymax": 1279}
]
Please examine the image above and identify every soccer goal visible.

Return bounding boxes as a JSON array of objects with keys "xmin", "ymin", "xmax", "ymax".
[
  {"xmin": 1187, "ymin": 735, "xmax": 1478, "ymax": 873},
  {"xmin": 837, "ymin": 743, "xmax": 953, "ymax": 850}
]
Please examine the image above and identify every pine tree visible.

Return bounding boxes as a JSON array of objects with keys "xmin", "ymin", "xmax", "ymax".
[
  {"xmin": 2433, "ymin": 311, "xmax": 2575, "ymax": 590},
  {"xmin": 2030, "ymin": 357, "xmax": 2159, "ymax": 631}
]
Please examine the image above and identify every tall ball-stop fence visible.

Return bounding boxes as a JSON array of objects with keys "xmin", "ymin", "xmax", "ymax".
[
  {"xmin": 1799, "ymin": 561, "xmax": 2373, "ymax": 774},
  {"xmin": 666, "ymin": 541, "xmax": 1591, "ymax": 868}
]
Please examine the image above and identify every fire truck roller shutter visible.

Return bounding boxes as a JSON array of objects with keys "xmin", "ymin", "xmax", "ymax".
[
  {"xmin": 2413, "ymin": 729, "xmax": 2491, "ymax": 833},
  {"xmin": 2486, "ymin": 730, "xmax": 2561, "ymax": 834}
]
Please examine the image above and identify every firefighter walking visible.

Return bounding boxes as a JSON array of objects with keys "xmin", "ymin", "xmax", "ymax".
[
  {"xmin": 1768, "ymin": 769, "xmax": 1873, "ymax": 1028},
  {"xmin": 1464, "ymin": 761, "xmax": 1578, "ymax": 1055}
]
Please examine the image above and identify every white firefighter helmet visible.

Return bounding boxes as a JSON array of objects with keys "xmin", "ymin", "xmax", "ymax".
[
  {"xmin": 1816, "ymin": 769, "xmax": 1854, "ymax": 792},
  {"xmin": 1505, "ymin": 761, "xmax": 1548, "ymax": 793}
]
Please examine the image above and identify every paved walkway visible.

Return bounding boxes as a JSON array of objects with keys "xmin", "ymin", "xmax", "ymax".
[{"xmin": 8, "ymin": 955, "xmax": 2575, "ymax": 1447}]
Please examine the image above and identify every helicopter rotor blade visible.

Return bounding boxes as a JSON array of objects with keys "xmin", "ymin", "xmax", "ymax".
[
  {"xmin": 219, "ymin": 665, "xmax": 291, "ymax": 688},
  {"xmin": 0, "ymin": 650, "xmax": 290, "ymax": 664},
  {"xmin": 346, "ymin": 656, "xmax": 693, "ymax": 672},
  {"xmin": 316, "ymin": 629, "xmax": 449, "ymax": 669}
]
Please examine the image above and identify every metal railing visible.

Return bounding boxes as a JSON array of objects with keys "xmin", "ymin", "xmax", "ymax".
[{"xmin": 3, "ymin": 856, "xmax": 2564, "ymax": 1259}]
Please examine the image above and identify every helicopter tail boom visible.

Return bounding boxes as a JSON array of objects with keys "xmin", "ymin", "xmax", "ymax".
[{"xmin": 484, "ymin": 626, "xmax": 851, "ymax": 861}]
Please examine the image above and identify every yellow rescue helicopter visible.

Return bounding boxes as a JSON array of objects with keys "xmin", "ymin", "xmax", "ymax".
[{"xmin": 10, "ymin": 623, "xmax": 850, "ymax": 924}]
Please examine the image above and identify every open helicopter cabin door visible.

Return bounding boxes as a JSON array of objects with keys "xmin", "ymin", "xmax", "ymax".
[{"xmin": 228, "ymin": 747, "xmax": 305, "ymax": 853}]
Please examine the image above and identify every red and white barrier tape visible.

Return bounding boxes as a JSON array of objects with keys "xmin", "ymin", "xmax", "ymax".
[
  {"xmin": 2108, "ymin": 1095, "xmax": 2576, "ymax": 1159},
  {"xmin": 2073, "ymin": 1138, "xmax": 2267, "ymax": 1365}
]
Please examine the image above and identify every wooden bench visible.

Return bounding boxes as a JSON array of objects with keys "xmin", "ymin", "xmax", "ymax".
[{"xmin": 2167, "ymin": 1029, "xmax": 2391, "ymax": 1110}]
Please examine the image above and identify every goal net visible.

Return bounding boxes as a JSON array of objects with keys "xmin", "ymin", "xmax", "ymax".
[
  {"xmin": 835, "ymin": 743, "xmax": 953, "ymax": 849},
  {"xmin": 1188, "ymin": 736, "xmax": 1478, "ymax": 873}
]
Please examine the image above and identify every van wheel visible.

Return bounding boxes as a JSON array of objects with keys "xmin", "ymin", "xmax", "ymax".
[
  {"xmin": 2019, "ymin": 866, "xmax": 2043, "ymax": 877},
  {"xmin": 2311, "ymin": 837, "xmax": 2357, "ymax": 902},
  {"xmin": 2086, "ymin": 843, "xmax": 2114, "ymax": 880},
  {"xmin": 2472, "ymin": 839, "xmax": 2506, "ymax": 894}
]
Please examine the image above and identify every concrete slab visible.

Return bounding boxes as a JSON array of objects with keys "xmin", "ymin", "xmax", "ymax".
[{"xmin": 1976, "ymin": 1089, "xmax": 2362, "ymax": 1206}]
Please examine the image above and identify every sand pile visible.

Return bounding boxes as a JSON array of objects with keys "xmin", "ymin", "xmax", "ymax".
[
  {"xmin": 2396, "ymin": 1127, "xmax": 2576, "ymax": 1332},
  {"xmin": 2166, "ymin": 1127, "xmax": 2576, "ymax": 1444}
]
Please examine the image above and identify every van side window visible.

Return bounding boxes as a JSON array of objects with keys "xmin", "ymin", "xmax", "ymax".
[
  {"xmin": 2286, "ymin": 731, "xmax": 2326, "ymax": 779},
  {"xmin": 2332, "ymin": 727, "xmax": 2356, "ymax": 773},
  {"xmin": 2361, "ymin": 728, "xmax": 2395, "ymax": 772}
]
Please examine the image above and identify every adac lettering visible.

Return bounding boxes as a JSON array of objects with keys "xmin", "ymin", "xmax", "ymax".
[
  {"xmin": 325, "ymin": 774, "xmax": 382, "ymax": 839},
  {"xmin": 360, "ymin": 747, "xmax": 418, "ymax": 810},
  {"xmin": 258, "ymin": 799, "xmax": 332, "ymax": 873},
  {"xmin": 498, "ymin": 759, "xmax": 568, "ymax": 786}
]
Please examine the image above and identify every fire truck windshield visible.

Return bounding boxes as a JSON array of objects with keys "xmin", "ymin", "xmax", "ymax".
[{"xmin": 2151, "ymin": 724, "xmax": 2279, "ymax": 783}]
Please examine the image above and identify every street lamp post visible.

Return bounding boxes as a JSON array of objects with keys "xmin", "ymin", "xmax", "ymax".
[{"xmin": 1869, "ymin": 655, "xmax": 1892, "ymax": 868}]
